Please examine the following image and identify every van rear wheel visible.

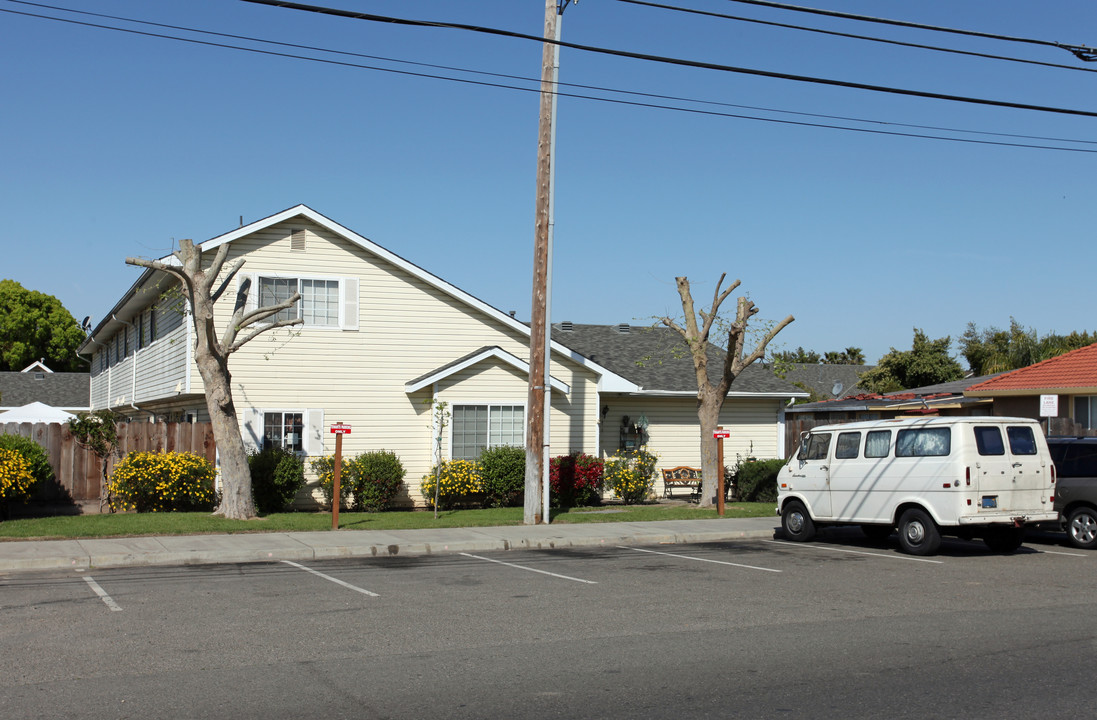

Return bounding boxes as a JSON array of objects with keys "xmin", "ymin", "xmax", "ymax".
[
  {"xmin": 781, "ymin": 501, "xmax": 816, "ymax": 542},
  {"xmin": 897, "ymin": 508, "xmax": 941, "ymax": 556}
]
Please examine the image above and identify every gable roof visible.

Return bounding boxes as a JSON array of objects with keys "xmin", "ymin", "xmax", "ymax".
[
  {"xmin": 0, "ymin": 371, "xmax": 90, "ymax": 410},
  {"xmin": 551, "ymin": 323, "xmax": 805, "ymax": 396},
  {"xmin": 79, "ymin": 205, "xmax": 637, "ymax": 392},
  {"xmin": 787, "ymin": 372, "xmax": 1006, "ymax": 414},
  {"xmin": 779, "ymin": 363, "xmax": 873, "ymax": 400},
  {"xmin": 405, "ymin": 346, "xmax": 570, "ymax": 394},
  {"xmin": 965, "ymin": 343, "xmax": 1097, "ymax": 396}
]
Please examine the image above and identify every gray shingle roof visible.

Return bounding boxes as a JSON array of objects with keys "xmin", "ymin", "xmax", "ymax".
[
  {"xmin": 778, "ymin": 363, "xmax": 874, "ymax": 400},
  {"xmin": 0, "ymin": 372, "xmax": 90, "ymax": 410},
  {"xmin": 551, "ymin": 323, "xmax": 803, "ymax": 395}
]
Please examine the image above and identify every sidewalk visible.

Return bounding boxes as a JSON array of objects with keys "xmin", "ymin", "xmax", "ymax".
[{"xmin": 0, "ymin": 516, "xmax": 781, "ymax": 572}]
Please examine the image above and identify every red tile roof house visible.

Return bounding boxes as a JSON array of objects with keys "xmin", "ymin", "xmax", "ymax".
[{"xmin": 965, "ymin": 343, "xmax": 1097, "ymax": 436}]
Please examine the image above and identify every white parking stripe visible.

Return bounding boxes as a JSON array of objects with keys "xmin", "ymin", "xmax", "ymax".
[
  {"xmin": 83, "ymin": 576, "xmax": 123, "ymax": 612},
  {"xmin": 1037, "ymin": 549, "xmax": 1089, "ymax": 557},
  {"xmin": 459, "ymin": 553, "xmax": 597, "ymax": 584},
  {"xmin": 619, "ymin": 546, "xmax": 782, "ymax": 572},
  {"xmin": 280, "ymin": 560, "xmax": 379, "ymax": 596},
  {"xmin": 765, "ymin": 539, "xmax": 944, "ymax": 564}
]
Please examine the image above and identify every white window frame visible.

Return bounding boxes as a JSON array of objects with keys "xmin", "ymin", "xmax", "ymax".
[
  {"xmin": 261, "ymin": 409, "xmax": 307, "ymax": 454},
  {"xmin": 449, "ymin": 403, "xmax": 526, "ymax": 461},
  {"xmin": 250, "ymin": 273, "xmax": 358, "ymax": 331}
]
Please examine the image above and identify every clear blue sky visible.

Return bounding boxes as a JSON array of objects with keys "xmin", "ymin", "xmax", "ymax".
[{"xmin": 3, "ymin": 0, "xmax": 1095, "ymax": 365}]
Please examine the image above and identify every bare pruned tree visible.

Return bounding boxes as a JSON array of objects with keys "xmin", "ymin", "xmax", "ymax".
[
  {"xmin": 660, "ymin": 275, "xmax": 794, "ymax": 508},
  {"xmin": 127, "ymin": 239, "xmax": 301, "ymax": 519}
]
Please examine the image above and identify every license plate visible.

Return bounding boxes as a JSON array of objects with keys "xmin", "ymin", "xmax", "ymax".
[{"xmin": 981, "ymin": 496, "xmax": 998, "ymax": 509}]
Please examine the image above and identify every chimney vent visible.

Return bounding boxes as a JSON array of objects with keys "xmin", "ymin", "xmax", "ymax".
[
  {"xmin": 618, "ymin": 323, "xmax": 630, "ymax": 334},
  {"xmin": 561, "ymin": 321, "xmax": 573, "ymax": 332}
]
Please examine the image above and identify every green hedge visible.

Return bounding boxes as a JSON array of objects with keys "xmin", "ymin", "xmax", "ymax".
[{"xmin": 734, "ymin": 458, "xmax": 785, "ymax": 502}]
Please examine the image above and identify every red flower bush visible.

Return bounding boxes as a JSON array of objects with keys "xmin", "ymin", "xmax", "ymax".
[{"xmin": 550, "ymin": 452, "xmax": 604, "ymax": 507}]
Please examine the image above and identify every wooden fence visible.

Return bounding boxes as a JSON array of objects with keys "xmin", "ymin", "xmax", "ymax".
[{"xmin": 0, "ymin": 421, "xmax": 216, "ymax": 509}]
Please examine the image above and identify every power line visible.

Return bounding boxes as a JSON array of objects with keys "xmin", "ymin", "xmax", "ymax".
[
  {"xmin": 718, "ymin": 0, "xmax": 1097, "ymax": 61},
  {"xmin": 238, "ymin": 0, "xmax": 1097, "ymax": 119},
  {"xmin": 11, "ymin": 0, "xmax": 1093, "ymax": 148},
  {"xmin": 614, "ymin": 0, "xmax": 1097, "ymax": 74},
  {"xmin": 4, "ymin": 4, "xmax": 1096, "ymax": 153}
]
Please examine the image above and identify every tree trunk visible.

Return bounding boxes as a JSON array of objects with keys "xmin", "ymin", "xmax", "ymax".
[
  {"xmin": 696, "ymin": 389, "xmax": 722, "ymax": 508},
  {"xmin": 196, "ymin": 350, "xmax": 256, "ymax": 520}
]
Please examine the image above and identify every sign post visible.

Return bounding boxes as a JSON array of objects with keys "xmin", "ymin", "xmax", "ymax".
[
  {"xmin": 713, "ymin": 427, "xmax": 731, "ymax": 517},
  {"xmin": 329, "ymin": 423, "xmax": 352, "ymax": 530},
  {"xmin": 1040, "ymin": 395, "xmax": 1058, "ymax": 435}
]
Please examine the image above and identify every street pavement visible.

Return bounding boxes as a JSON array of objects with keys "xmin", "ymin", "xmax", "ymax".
[{"xmin": 0, "ymin": 515, "xmax": 782, "ymax": 572}]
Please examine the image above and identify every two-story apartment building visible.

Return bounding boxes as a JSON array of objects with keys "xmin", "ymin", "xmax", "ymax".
[{"xmin": 80, "ymin": 205, "xmax": 803, "ymax": 504}]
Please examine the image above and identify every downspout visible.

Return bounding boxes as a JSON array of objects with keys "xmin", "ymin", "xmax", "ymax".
[{"xmin": 112, "ymin": 314, "xmax": 150, "ymax": 419}]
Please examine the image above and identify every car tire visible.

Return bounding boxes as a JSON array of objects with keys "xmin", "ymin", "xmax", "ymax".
[
  {"xmin": 1065, "ymin": 506, "xmax": 1097, "ymax": 550},
  {"xmin": 781, "ymin": 500, "xmax": 816, "ymax": 542},
  {"xmin": 861, "ymin": 524, "xmax": 893, "ymax": 542},
  {"xmin": 983, "ymin": 527, "xmax": 1025, "ymax": 554},
  {"xmin": 897, "ymin": 508, "xmax": 941, "ymax": 556}
]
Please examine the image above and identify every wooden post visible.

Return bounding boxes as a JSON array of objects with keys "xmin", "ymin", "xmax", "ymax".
[
  {"xmin": 716, "ymin": 426, "xmax": 726, "ymax": 517},
  {"xmin": 332, "ymin": 430, "xmax": 343, "ymax": 530}
]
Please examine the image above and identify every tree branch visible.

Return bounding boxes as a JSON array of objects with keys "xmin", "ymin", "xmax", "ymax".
[
  {"xmin": 228, "ymin": 318, "xmax": 303, "ymax": 354},
  {"xmin": 211, "ymin": 258, "xmax": 246, "ymax": 304}
]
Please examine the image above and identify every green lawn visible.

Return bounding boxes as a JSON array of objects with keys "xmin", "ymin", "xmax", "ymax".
[{"xmin": 0, "ymin": 502, "xmax": 776, "ymax": 541}]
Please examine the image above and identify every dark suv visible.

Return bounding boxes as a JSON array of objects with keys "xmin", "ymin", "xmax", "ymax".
[{"xmin": 1047, "ymin": 437, "xmax": 1097, "ymax": 550}]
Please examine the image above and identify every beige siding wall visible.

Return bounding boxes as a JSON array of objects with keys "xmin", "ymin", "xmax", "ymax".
[
  {"xmin": 197, "ymin": 219, "xmax": 600, "ymax": 506},
  {"xmin": 600, "ymin": 395, "xmax": 785, "ymax": 496}
]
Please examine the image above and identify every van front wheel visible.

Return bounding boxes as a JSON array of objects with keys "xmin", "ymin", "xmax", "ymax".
[
  {"xmin": 898, "ymin": 508, "xmax": 941, "ymax": 556},
  {"xmin": 782, "ymin": 501, "xmax": 816, "ymax": 542}
]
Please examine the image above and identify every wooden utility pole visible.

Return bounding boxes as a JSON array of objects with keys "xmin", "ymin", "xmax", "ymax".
[{"xmin": 525, "ymin": 0, "xmax": 564, "ymax": 525}]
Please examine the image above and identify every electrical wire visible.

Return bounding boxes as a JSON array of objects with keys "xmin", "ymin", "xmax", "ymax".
[
  {"xmin": 614, "ymin": 0, "xmax": 1097, "ymax": 74},
  {"xmin": 718, "ymin": 0, "xmax": 1097, "ymax": 61},
  {"xmin": 236, "ymin": 0, "xmax": 1097, "ymax": 119},
  {"xmin": 10, "ymin": 0, "xmax": 1094, "ymax": 148},
  {"xmin": 3, "ymin": 3, "xmax": 1096, "ymax": 153}
]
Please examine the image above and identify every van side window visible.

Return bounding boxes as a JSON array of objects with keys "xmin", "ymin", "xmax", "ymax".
[
  {"xmin": 1006, "ymin": 426, "xmax": 1037, "ymax": 455},
  {"xmin": 973, "ymin": 426, "xmax": 1005, "ymax": 456},
  {"xmin": 798, "ymin": 433, "xmax": 831, "ymax": 461},
  {"xmin": 896, "ymin": 428, "xmax": 951, "ymax": 457},
  {"xmin": 835, "ymin": 432, "xmax": 861, "ymax": 459},
  {"xmin": 864, "ymin": 430, "xmax": 891, "ymax": 458}
]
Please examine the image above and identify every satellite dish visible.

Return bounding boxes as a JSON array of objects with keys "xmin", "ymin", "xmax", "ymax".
[{"xmin": 831, "ymin": 381, "xmax": 844, "ymax": 397}]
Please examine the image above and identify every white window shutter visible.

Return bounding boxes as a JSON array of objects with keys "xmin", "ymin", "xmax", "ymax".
[
  {"xmin": 342, "ymin": 277, "xmax": 359, "ymax": 331},
  {"xmin": 243, "ymin": 408, "xmax": 263, "ymax": 453},
  {"xmin": 306, "ymin": 409, "xmax": 325, "ymax": 456},
  {"xmin": 241, "ymin": 273, "xmax": 258, "ymax": 315}
]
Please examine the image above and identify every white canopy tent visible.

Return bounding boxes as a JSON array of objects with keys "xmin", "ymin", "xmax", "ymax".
[{"xmin": 0, "ymin": 402, "xmax": 77, "ymax": 424}]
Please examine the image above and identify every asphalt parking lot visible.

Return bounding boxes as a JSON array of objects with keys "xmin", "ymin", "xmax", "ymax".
[{"xmin": 2, "ymin": 531, "xmax": 1093, "ymax": 719}]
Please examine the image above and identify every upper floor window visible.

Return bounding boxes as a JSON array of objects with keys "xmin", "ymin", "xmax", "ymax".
[{"xmin": 258, "ymin": 276, "xmax": 346, "ymax": 328}]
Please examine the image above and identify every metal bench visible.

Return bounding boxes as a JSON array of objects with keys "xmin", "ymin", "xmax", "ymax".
[{"xmin": 661, "ymin": 466, "xmax": 702, "ymax": 500}]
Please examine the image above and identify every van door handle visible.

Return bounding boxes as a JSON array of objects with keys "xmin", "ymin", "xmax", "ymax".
[
  {"xmin": 1012, "ymin": 462, "xmax": 1022, "ymax": 468},
  {"xmin": 820, "ymin": 465, "xmax": 829, "ymax": 471}
]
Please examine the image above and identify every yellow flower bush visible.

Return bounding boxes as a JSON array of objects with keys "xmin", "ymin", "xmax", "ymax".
[
  {"xmin": 108, "ymin": 451, "xmax": 218, "ymax": 513},
  {"xmin": 420, "ymin": 459, "xmax": 482, "ymax": 509},
  {"xmin": 603, "ymin": 448, "xmax": 658, "ymax": 505},
  {"xmin": 0, "ymin": 448, "xmax": 35, "ymax": 505}
]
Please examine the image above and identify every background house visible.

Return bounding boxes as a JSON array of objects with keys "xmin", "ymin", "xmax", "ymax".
[
  {"xmin": 965, "ymin": 343, "xmax": 1097, "ymax": 436},
  {"xmin": 0, "ymin": 361, "xmax": 89, "ymax": 419},
  {"xmin": 80, "ymin": 205, "xmax": 803, "ymax": 505}
]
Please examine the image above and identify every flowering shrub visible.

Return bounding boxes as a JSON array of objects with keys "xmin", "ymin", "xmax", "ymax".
[
  {"xmin": 603, "ymin": 448, "xmax": 658, "ymax": 505},
  {"xmin": 350, "ymin": 450, "xmax": 406, "ymax": 512},
  {"xmin": 550, "ymin": 452, "xmax": 604, "ymax": 507},
  {"xmin": 310, "ymin": 455, "xmax": 356, "ymax": 511},
  {"xmin": 420, "ymin": 459, "xmax": 482, "ymax": 509},
  {"xmin": 479, "ymin": 446, "xmax": 525, "ymax": 508},
  {"xmin": 0, "ymin": 434, "xmax": 53, "ymax": 494},
  {"xmin": 249, "ymin": 447, "xmax": 306, "ymax": 514},
  {"xmin": 108, "ymin": 451, "xmax": 218, "ymax": 512},
  {"xmin": 0, "ymin": 448, "xmax": 35, "ymax": 508}
]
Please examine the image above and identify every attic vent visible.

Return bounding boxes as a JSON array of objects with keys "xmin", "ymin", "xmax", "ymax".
[
  {"xmin": 561, "ymin": 321, "xmax": 573, "ymax": 332},
  {"xmin": 617, "ymin": 323, "xmax": 630, "ymax": 334},
  {"xmin": 34, "ymin": 372, "xmax": 45, "ymax": 380},
  {"xmin": 290, "ymin": 228, "xmax": 306, "ymax": 252}
]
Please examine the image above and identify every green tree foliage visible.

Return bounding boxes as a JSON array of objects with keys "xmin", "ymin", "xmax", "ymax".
[
  {"xmin": 858, "ymin": 329, "xmax": 964, "ymax": 393},
  {"xmin": 773, "ymin": 346, "xmax": 866, "ymax": 364},
  {"xmin": 960, "ymin": 319, "xmax": 1096, "ymax": 375},
  {"xmin": 0, "ymin": 279, "xmax": 86, "ymax": 372}
]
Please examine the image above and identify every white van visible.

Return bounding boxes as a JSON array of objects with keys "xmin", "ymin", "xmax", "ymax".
[{"xmin": 777, "ymin": 416, "xmax": 1058, "ymax": 555}]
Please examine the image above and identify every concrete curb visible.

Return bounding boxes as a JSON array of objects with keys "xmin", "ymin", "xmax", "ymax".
[{"xmin": 0, "ymin": 518, "xmax": 782, "ymax": 572}]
